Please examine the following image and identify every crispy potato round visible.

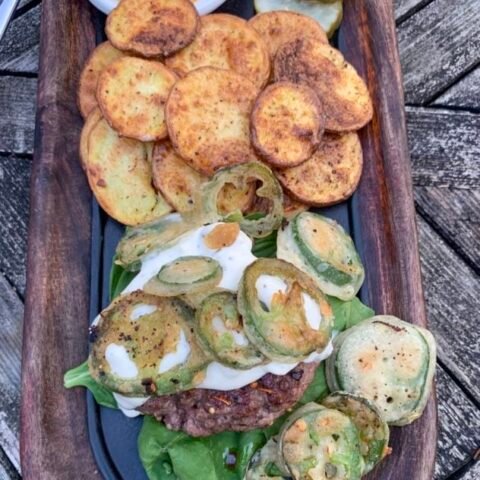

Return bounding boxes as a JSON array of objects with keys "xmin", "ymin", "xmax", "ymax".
[
  {"xmin": 274, "ymin": 39, "xmax": 373, "ymax": 132},
  {"xmin": 105, "ymin": 0, "xmax": 199, "ymax": 58},
  {"xmin": 251, "ymin": 81, "xmax": 324, "ymax": 168},
  {"xmin": 276, "ymin": 132, "xmax": 363, "ymax": 206},
  {"xmin": 97, "ymin": 57, "xmax": 177, "ymax": 142},
  {"xmin": 166, "ymin": 67, "xmax": 259, "ymax": 176},
  {"xmin": 166, "ymin": 14, "xmax": 270, "ymax": 89},
  {"xmin": 152, "ymin": 141, "xmax": 255, "ymax": 214},
  {"xmin": 79, "ymin": 108, "xmax": 103, "ymax": 169},
  {"xmin": 248, "ymin": 10, "xmax": 328, "ymax": 60},
  {"xmin": 78, "ymin": 41, "xmax": 125, "ymax": 119},
  {"xmin": 85, "ymin": 117, "xmax": 172, "ymax": 225}
]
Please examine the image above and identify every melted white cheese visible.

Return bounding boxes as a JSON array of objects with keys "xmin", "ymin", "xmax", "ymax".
[
  {"xmin": 105, "ymin": 344, "xmax": 138, "ymax": 379},
  {"xmin": 212, "ymin": 316, "xmax": 249, "ymax": 347},
  {"xmin": 158, "ymin": 330, "xmax": 191, "ymax": 374},
  {"xmin": 301, "ymin": 292, "xmax": 323, "ymax": 330},
  {"xmin": 198, "ymin": 340, "xmax": 333, "ymax": 391},
  {"xmin": 255, "ymin": 275, "xmax": 288, "ymax": 310},
  {"xmin": 113, "ymin": 393, "xmax": 149, "ymax": 418},
  {"xmin": 130, "ymin": 304, "xmax": 157, "ymax": 321},
  {"xmin": 124, "ymin": 223, "xmax": 256, "ymax": 294}
]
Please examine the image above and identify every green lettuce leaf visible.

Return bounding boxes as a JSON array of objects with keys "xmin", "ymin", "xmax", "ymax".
[{"xmin": 63, "ymin": 361, "xmax": 117, "ymax": 409}]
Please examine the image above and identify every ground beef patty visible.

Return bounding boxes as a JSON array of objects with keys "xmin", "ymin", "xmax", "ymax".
[{"xmin": 140, "ymin": 362, "xmax": 317, "ymax": 437}]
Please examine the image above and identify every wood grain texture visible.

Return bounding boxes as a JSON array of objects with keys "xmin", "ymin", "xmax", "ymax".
[
  {"xmin": 435, "ymin": 367, "xmax": 480, "ymax": 479},
  {"xmin": 433, "ymin": 67, "xmax": 480, "ymax": 111},
  {"xmin": 341, "ymin": 2, "xmax": 436, "ymax": 479},
  {"xmin": 0, "ymin": 155, "xmax": 31, "ymax": 296},
  {"xmin": 19, "ymin": 0, "xmax": 99, "ymax": 478},
  {"xmin": 393, "ymin": 0, "xmax": 432, "ymax": 23},
  {"xmin": 406, "ymin": 107, "xmax": 480, "ymax": 188},
  {"xmin": 0, "ymin": 77, "xmax": 36, "ymax": 155},
  {"xmin": 398, "ymin": 0, "xmax": 480, "ymax": 104},
  {"xmin": 0, "ymin": 274, "xmax": 22, "ymax": 474},
  {"xmin": 0, "ymin": 5, "xmax": 40, "ymax": 73},
  {"xmin": 415, "ymin": 187, "xmax": 480, "ymax": 270},
  {"xmin": 418, "ymin": 217, "xmax": 480, "ymax": 403}
]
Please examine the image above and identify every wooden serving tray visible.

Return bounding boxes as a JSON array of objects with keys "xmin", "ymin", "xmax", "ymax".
[{"xmin": 20, "ymin": 0, "xmax": 437, "ymax": 479}]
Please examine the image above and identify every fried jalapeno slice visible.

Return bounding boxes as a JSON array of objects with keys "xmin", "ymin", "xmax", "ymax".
[
  {"xmin": 322, "ymin": 392, "xmax": 390, "ymax": 474},
  {"xmin": 195, "ymin": 292, "xmax": 265, "ymax": 369},
  {"xmin": 326, "ymin": 316, "xmax": 437, "ymax": 426},
  {"xmin": 238, "ymin": 258, "xmax": 333, "ymax": 362},
  {"xmin": 277, "ymin": 212, "xmax": 364, "ymax": 300},
  {"xmin": 280, "ymin": 403, "xmax": 364, "ymax": 480},
  {"xmin": 200, "ymin": 161, "xmax": 284, "ymax": 238},
  {"xmin": 89, "ymin": 291, "xmax": 210, "ymax": 396}
]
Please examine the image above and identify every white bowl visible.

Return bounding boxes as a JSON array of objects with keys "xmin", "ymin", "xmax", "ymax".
[{"xmin": 89, "ymin": 0, "xmax": 227, "ymax": 16}]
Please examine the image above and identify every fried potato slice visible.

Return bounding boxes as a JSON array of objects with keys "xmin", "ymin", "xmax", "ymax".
[
  {"xmin": 251, "ymin": 81, "xmax": 324, "ymax": 168},
  {"xmin": 274, "ymin": 39, "xmax": 373, "ymax": 132},
  {"xmin": 248, "ymin": 10, "xmax": 328, "ymax": 61},
  {"xmin": 166, "ymin": 67, "xmax": 259, "ymax": 176},
  {"xmin": 106, "ymin": 0, "xmax": 199, "ymax": 57},
  {"xmin": 276, "ymin": 132, "xmax": 363, "ymax": 206},
  {"xmin": 152, "ymin": 141, "xmax": 255, "ymax": 214},
  {"xmin": 77, "ymin": 41, "xmax": 125, "ymax": 119},
  {"xmin": 166, "ymin": 14, "xmax": 270, "ymax": 89},
  {"xmin": 251, "ymin": 189, "xmax": 307, "ymax": 220},
  {"xmin": 85, "ymin": 117, "xmax": 172, "ymax": 225},
  {"xmin": 97, "ymin": 57, "xmax": 177, "ymax": 142},
  {"xmin": 79, "ymin": 107, "xmax": 103, "ymax": 169},
  {"xmin": 282, "ymin": 192, "xmax": 308, "ymax": 220}
]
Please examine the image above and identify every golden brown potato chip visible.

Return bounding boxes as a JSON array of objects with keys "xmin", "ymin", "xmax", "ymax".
[
  {"xmin": 106, "ymin": 0, "xmax": 199, "ymax": 57},
  {"xmin": 78, "ymin": 41, "xmax": 125, "ymax": 119},
  {"xmin": 166, "ymin": 67, "xmax": 259, "ymax": 176},
  {"xmin": 251, "ymin": 81, "xmax": 324, "ymax": 168},
  {"xmin": 97, "ymin": 57, "xmax": 177, "ymax": 142},
  {"xmin": 79, "ymin": 108, "xmax": 103, "ymax": 169},
  {"xmin": 152, "ymin": 141, "xmax": 255, "ymax": 214},
  {"xmin": 274, "ymin": 39, "xmax": 373, "ymax": 132},
  {"xmin": 85, "ymin": 117, "xmax": 172, "ymax": 225},
  {"xmin": 248, "ymin": 10, "xmax": 328, "ymax": 60},
  {"xmin": 276, "ymin": 132, "xmax": 363, "ymax": 206},
  {"xmin": 166, "ymin": 14, "xmax": 270, "ymax": 89}
]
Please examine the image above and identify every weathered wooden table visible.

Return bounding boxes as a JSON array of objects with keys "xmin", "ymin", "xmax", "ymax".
[{"xmin": 0, "ymin": 1, "xmax": 478, "ymax": 479}]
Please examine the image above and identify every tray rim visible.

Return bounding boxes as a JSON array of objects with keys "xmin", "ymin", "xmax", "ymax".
[{"xmin": 20, "ymin": 1, "xmax": 437, "ymax": 479}]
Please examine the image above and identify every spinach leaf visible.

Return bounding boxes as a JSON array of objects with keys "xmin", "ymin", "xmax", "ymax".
[
  {"xmin": 138, "ymin": 417, "xmax": 267, "ymax": 480},
  {"xmin": 63, "ymin": 361, "xmax": 117, "ymax": 409},
  {"xmin": 328, "ymin": 296, "xmax": 374, "ymax": 331},
  {"xmin": 109, "ymin": 261, "xmax": 138, "ymax": 300},
  {"xmin": 252, "ymin": 230, "xmax": 277, "ymax": 258},
  {"xmin": 296, "ymin": 362, "xmax": 329, "ymax": 405}
]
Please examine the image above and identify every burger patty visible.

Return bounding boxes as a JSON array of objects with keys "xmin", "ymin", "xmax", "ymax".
[{"xmin": 139, "ymin": 362, "xmax": 317, "ymax": 437}]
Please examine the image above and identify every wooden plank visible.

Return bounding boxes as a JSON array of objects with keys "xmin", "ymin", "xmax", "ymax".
[
  {"xmin": 415, "ymin": 187, "xmax": 480, "ymax": 270},
  {"xmin": 20, "ymin": 0, "xmax": 98, "ymax": 478},
  {"xmin": 0, "ymin": 5, "xmax": 40, "ymax": 74},
  {"xmin": 340, "ymin": 3, "xmax": 436, "ymax": 479},
  {"xmin": 432, "ymin": 67, "xmax": 480, "ymax": 111},
  {"xmin": 406, "ymin": 107, "xmax": 480, "ymax": 188},
  {"xmin": 461, "ymin": 463, "xmax": 480, "ymax": 480},
  {"xmin": 0, "ymin": 155, "xmax": 31, "ymax": 296},
  {"xmin": 418, "ymin": 216, "xmax": 480, "ymax": 403},
  {"xmin": 0, "ymin": 275, "xmax": 22, "ymax": 474},
  {"xmin": 0, "ymin": 447, "xmax": 20, "ymax": 480},
  {"xmin": 393, "ymin": 0, "xmax": 432, "ymax": 22},
  {"xmin": 435, "ymin": 367, "xmax": 480, "ymax": 479},
  {"xmin": 0, "ymin": 77, "xmax": 37, "ymax": 155},
  {"xmin": 397, "ymin": 0, "xmax": 480, "ymax": 104}
]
